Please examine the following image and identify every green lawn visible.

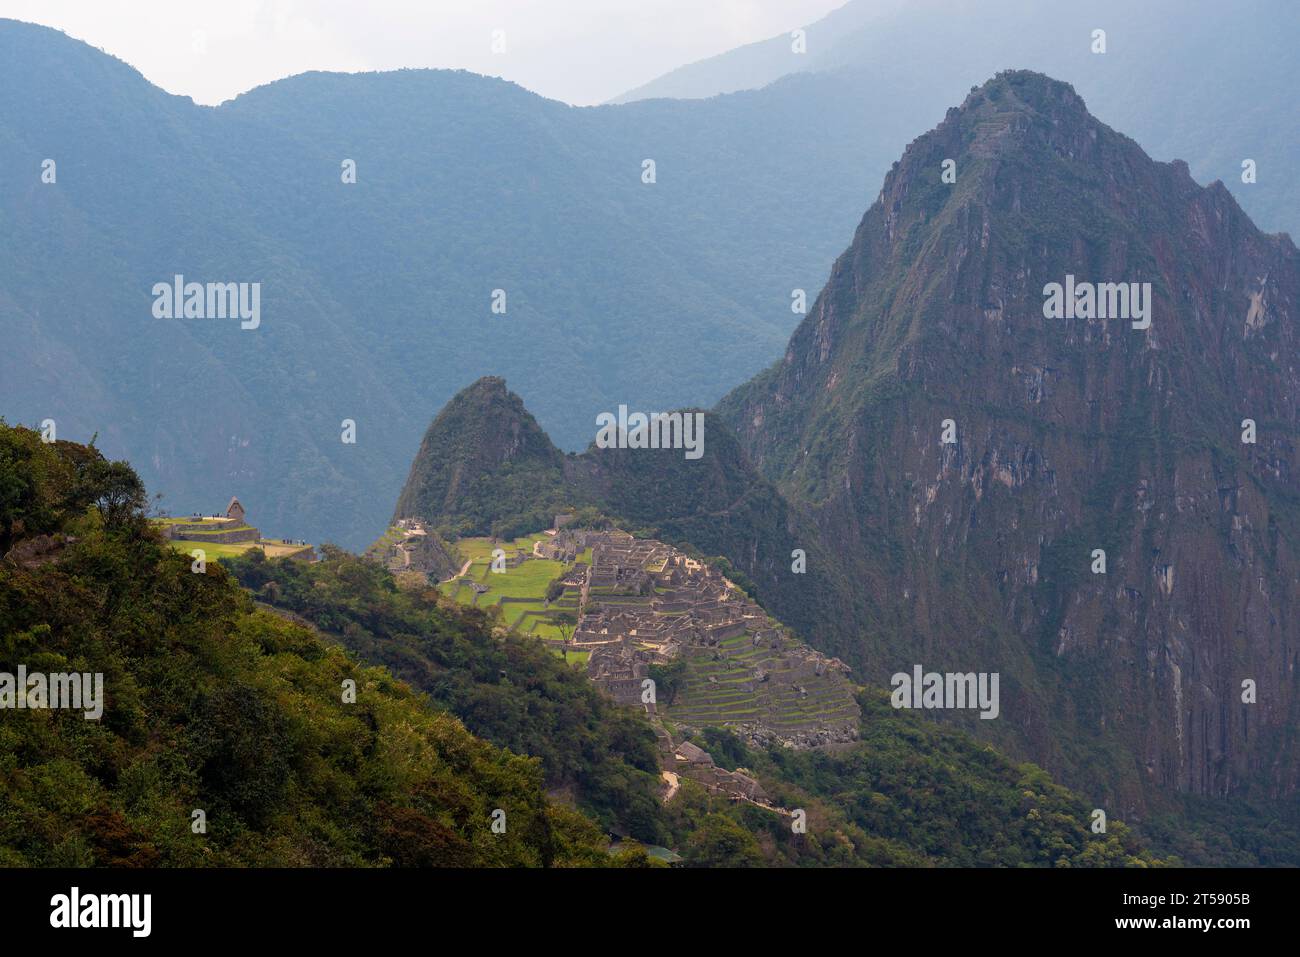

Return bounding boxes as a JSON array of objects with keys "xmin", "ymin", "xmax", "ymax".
[
  {"xmin": 454, "ymin": 536, "xmax": 508, "ymax": 563},
  {"xmin": 443, "ymin": 532, "xmax": 574, "ymax": 640},
  {"xmin": 478, "ymin": 558, "xmax": 564, "ymax": 597},
  {"xmin": 182, "ymin": 524, "xmax": 256, "ymax": 536},
  {"xmin": 498, "ymin": 600, "xmax": 548, "ymax": 626},
  {"xmin": 167, "ymin": 539, "xmax": 257, "ymax": 560}
]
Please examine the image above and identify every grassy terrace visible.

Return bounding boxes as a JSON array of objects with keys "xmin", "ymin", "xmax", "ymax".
[
  {"xmin": 667, "ymin": 631, "xmax": 859, "ymax": 733},
  {"xmin": 439, "ymin": 534, "xmax": 578, "ymax": 655},
  {"xmin": 181, "ymin": 524, "xmax": 256, "ymax": 536},
  {"xmin": 168, "ymin": 539, "xmax": 257, "ymax": 560},
  {"xmin": 165, "ymin": 539, "xmax": 314, "ymax": 561}
]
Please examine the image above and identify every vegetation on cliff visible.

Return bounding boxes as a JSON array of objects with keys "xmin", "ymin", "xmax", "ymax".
[{"xmin": 0, "ymin": 421, "xmax": 623, "ymax": 867}]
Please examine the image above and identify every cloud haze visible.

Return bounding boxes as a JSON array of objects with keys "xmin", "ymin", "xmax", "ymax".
[{"xmin": 0, "ymin": 0, "xmax": 850, "ymax": 104}]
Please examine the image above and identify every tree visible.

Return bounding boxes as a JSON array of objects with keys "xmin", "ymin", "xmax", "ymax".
[
  {"xmin": 90, "ymin": 459, "xmax": 147, "ymax": 527},
  {"xmin": 648, "ymin": 658, "xmax": 688, "ymax": 705},
  {"xmin": 553, "ymin": 611, "xmax": 577, "ymax": 643},
  {"xmin": 684, "ymin": 813, "xmax": 764, "ymax": 868}
]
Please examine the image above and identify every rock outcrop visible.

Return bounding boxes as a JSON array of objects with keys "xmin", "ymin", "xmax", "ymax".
[{"xmin": 719, "ymin": 71, "xmax": 1298, "ymax": 808}]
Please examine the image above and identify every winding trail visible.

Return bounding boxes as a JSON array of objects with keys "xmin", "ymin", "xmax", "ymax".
[
  {"xmin": 440, "ymin": 558, "xmax": 472, "ymax": 584},
  {"xmin": 660, "ymin": 771, "xmax": 679, "ymax": 803}
]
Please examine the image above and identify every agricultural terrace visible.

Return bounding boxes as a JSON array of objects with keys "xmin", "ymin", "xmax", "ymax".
[{"xmin": 439, "ymin": 533, "xmax": 581, "ymax": 648}]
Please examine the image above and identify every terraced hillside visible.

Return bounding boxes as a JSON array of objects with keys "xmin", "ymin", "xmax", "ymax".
[
  {"xmin": 434, "ymin": 525, "xmax": 859, "ymax": 748},
  {"xmin": 437, "ymin": 533, "xmax": 583, "ymax": 654},
  {"xmin": 669, "ymin": 629, "xmax": 861, "ymax": 747},
  {"xmin": 151, "ymin": 516, "xmax": 313, "ymax": 562}
]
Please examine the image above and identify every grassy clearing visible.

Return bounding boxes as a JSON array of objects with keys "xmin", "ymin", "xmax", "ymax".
[
  {"xmin": 262, "ymin": 542, "xmax": 312, "ymax": 558},
  {"xmin": 167, "ymin": 539, "xmax": 311, "ymax": 562},
  {"xmin": 168, "ymin": 539, "xmax": 258, "ymax": 560},
  {"xmin": 442, "ymin": 532, "xmax": 572, "ymax": 639},
  {"xmin": 479, "ymin": 559, "xmax": 564, "ymax": 597}
]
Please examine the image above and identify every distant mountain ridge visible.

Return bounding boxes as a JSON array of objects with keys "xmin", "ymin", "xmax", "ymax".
[
  {"xmin": 5, "ymin": 6, "xmax": 1299, "ymax": 552},
  {"xmin": 0, "ymin": 18, "xmax": 883, "ymax": 549},
  {"xmin": 614, "ymin": 0, "xmax": 1300, "ymax": 237}
]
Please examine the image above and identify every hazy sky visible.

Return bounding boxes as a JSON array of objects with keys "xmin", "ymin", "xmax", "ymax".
[{"xmin": 0, "ymin": 0, "xmax": 849, "ymax": 105}]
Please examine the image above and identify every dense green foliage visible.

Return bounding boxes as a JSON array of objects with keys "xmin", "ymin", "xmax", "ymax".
[
  {"xmin": 671, "ymin": 695, "xmax": 1170, "ymax": 868},
  {"xmin": 759, "ymin": 696, "xmax": 1163, "ymax": 867},
  {"xmin": 0, "ymin": 422, "xmax": 623, "ymax": 866},
  {"xmin": 226, "ymin": 545, "xmax": 672, "ymax": 843},
  {"xmin": 390, "ymin": 377, "xmax": 574, "ymax": 540},
  {"xmin": 228, "ymin": 545, "xmax": 1185, "ymax": 868},
  {"xmin": 2, "ymin": 420, "xmax": 1276, "ymax": 868},
  {"xmin": 1139, "ymin": 793, "xmax": 1300, "ymax": 868}
]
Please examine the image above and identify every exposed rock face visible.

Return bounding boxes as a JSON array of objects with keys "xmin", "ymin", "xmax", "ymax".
[
  {"xmin": 3, "ymin": 534, "xmax": 70, "ymax": 569},
  {"xmin": 398, "ymin": 72, "xmax": 1297, "ymax": 811},
  {"xmin": 406, "ymin": 530, "xmax": 460, "ymax": 581},
  {"xmin": 719, "ymin": 72, "xmax": 1299, "ymax": 806},
  {"xmin": 370, "ymin": 519, "xmax": 460, "ymax": 582}
]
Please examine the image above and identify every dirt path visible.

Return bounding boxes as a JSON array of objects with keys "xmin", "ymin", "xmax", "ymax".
[
  {"xmin": 439, "ymin": 558, "xmax": 472, "ymax": 584},
  {"xmin": 660, "ymin": 771, "xmax": 679, "ymax": 803}
]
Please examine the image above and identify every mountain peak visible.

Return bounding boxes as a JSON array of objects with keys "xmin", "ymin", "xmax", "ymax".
[
  {"xmin": 958, "ymin": 69, "xmax": 1089, "ymax": 119},
  {"xmin": 461, "ymin": 374, "xmax": 510, "ymax": 398},
  {"xmin": 433, "ymin": 375, "xmax": 533, "ymax": 423},
  {"xmin": 885, "ymin": 69, "xmax": 1111, "ymax": 204},
  {"xmin": 720, "ymin": 70, "xmax": 1299, "ymax": 803},
  {"xmin": 392, "ymin": 379, "xmax": 565, "ymax": 531}
]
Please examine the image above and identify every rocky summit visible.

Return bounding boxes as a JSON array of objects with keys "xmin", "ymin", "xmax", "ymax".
[
  {"xmin": 408, "ymin": 73, "xmax": 1298, "ymax": 822},
  {"xmin": 718, "ymin": 71, "xmax": 1298, "ymax": 808}
]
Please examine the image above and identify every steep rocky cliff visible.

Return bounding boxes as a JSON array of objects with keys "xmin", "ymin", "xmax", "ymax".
[
  {"xmin": 718, "ymin": 71, "xmax": 1299, "ymax": 807},
  {"xmin": 396, "ymin": 73, "xmax": 1298, "ymax": 815}
]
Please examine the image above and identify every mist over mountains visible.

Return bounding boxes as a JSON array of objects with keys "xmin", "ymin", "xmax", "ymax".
[
  {"xmin": 0, "ymin": 19, "xmax": 883, "ymax": 547},
  {"xmin": 3, "ymin": 3, "xmax": 1297, "ymax": 551},
  {"xmin": 2, "ymin": 1, "xmax": 1299, "ymax": 887},
  {"xmin": 617, "ymin": 0, "xmax": 1299, "ymax": 236}
]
